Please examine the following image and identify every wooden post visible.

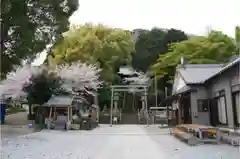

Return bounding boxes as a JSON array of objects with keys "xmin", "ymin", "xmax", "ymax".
[
  {"xmin": 49, "ymin": 107, "xmax": 52, "ymax": 119},
  {"xmin": 47, "ymin": 107, "xmax": 53, "ymax": 129},
  {"xmin": 69, "ymin": 107, "xmax": 71, "ymax": 121},
  {"xmin": 67, "ymin": 107, "xmax": 70, "ymax": 121},
  {"xmin": 144, "ymin": 87, "xmax": 149, "ymax": 126},
  {"xmin": 178, "ymin": 96, "xmax": 182, "ymax": 124},
  {"xmin": 70, "ymin": 106, "xmax": 73, "ymax": 121},
  {"xmin": 54, "ymin": 107, "xmax": 56, "ymax": 119}
]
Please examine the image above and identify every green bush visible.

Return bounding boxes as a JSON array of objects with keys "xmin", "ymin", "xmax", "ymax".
[{"xmin": 6, "ymin": 106, "xmax": 26, "ymax": 115}]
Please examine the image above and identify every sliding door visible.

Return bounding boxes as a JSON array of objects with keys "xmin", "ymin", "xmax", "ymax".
[
  {"xmin": 232, "ymin": 91, "xmax": 240, "ymax": 127},
  {"xmin": 216, "ymin": 90, "xmax": 228, "ymax": 125}
]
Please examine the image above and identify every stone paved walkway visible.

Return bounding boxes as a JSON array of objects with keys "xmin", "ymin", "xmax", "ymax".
[{"xmin": 1, "ymin": 125, "xmax": 240, "ymax": 159}]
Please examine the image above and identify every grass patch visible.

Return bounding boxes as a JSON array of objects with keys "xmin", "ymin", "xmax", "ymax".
[{"xmin": 6, "ymin": 106, "xmax": 26, "ymax": 115}]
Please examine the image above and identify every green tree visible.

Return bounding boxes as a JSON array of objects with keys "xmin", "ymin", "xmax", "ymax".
[
  {"xmin": 23, "ymin": 68, "xmax": 63, "ymax": 117},
  {"xmin": 131, "ymin": 28, "xmax": 188, "ymax": 101},
  {"xmin": 152, "ymin": 30, "xmax": 237, "ymax": 84},
  {"xmin": 1, "ymin": 0, "xmax": 79, "ymax": 78},
  {"xmin": 50, "ymin": 24, "xmax": 135, "ymax": 83},
  {"xmin": 98, "ymin": 85, "xmax": 111, "ymax": 110},
  {"xmin": 132, "ymin": 28, "xmax": 188, "ymax": 72}
]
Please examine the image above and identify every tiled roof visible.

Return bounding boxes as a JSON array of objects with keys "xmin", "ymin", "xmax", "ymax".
[
  {"xmin": 177, "ymin": 56, "xmax": 240, "ymax": 84},
  {"xmin": 205, "ymin": 56, "xmax": 240, "ymax": 82},
  {"xmin": 44, "ymin": 95, "xmax": 74, "ymax": 107},
  {"xmin": 178, "ymin": 64, "xmax": 223, "ymax": 84},
  {"xmin": 118, "ymin": 67, "xmax": 135, "ymax": 76}
]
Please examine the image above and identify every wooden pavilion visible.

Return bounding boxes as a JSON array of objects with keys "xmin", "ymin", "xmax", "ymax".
[{"xmin": 42, "ymin": 95, "xmax": 98, "ymax": 130}]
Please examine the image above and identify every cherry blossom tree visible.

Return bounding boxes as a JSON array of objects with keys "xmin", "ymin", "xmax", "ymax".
[
  {"xmin": 0, "ymin": 65, "xmax": 41, "ymax": 100},
  {"xmin": 55, "ymin": 61, "xmax": 102, "ymax": 95},
  {"xmin": 0, "ymin": 61, "xmax": 102, "ymax": 105}
]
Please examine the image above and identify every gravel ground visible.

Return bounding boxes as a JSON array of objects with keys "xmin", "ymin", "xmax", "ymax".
[
  {"xmin": 1, "ymin": 125, "xmax": 37, "ymax": 139},
  {"xmin": 1, "ymin": 125, "xmax": 240, "ymax": 159},
  {"xmin": 1, "ymin": 111, "xmax": 36, "ymax": 139},
  {"xmin": 4, "ymin": 112, "xmax": 31, "ymax": 125}
]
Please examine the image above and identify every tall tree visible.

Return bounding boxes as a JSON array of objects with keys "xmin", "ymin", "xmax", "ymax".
[
  {"xmin": 1, "ymin": 0, "xmax": 79, "ymax": 78},
  {"xmin": 131, "ymin": 28, "xmax": 188, "ymax": 101},
  {"xmin": 50, "ymin": 23, "xmax": 135, "ymax": 83},
  {"xmin": 132, "ymin": 28, "xmax": 188, "ymax": 72},
  {"xmin": 23, "ymin": 69, "xmax": 62, "ymax": 106},
  {"xmin": 152, "ymin": 30, "xmax": 237, "ymax": 84},
  {"xmin": 163, "ymin": 28, "xmax": 189, "ymax": 44},
  {"xmin": 23, "ymin": 68, "xmax": 63, "ymax": 117}
]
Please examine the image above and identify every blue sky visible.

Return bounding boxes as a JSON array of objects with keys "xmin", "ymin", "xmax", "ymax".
[{"xmin": 32, "ymin": 0, "xmax": 240, "ymax": 65}]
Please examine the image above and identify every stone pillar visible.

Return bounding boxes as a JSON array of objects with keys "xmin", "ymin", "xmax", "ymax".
[
  {"xmin": 113, "ymin": 101, "xmax": 118, "ymax": 117},
  {"xmin": 66, "ymin": 121, "xmax": 72, "ymax": 130},
  {"xmin": 46, "ymin": 119, "xmax": 52, "ymax": 129}
]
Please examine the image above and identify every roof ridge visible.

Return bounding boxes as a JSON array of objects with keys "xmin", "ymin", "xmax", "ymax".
[
  {"xmin": 204, "ymin": 56, "xmax": 240, "ymax": 83},
  {"xmin": 223, "ymin": 56, "xmax": 240, "ymax": 66},
  {"xmin": 179, "ymin": 64, "xmax": 223, "ymax": 68}
]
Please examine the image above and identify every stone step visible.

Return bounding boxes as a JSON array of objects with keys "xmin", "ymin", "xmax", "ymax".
[
  {"xmin": 172, "ymin": 127, "xmax": 200, "ymax": 146},
  {"xmin": 120, "ymin": 114, "xmax": 139, "ymax": 124},
  {"xmin": 220, "ymin": 133, "xmax": 240, "ymax": 146},
  {"xmin": 99, "ymin": 115, "xmax": 110, "ymax": 124}
]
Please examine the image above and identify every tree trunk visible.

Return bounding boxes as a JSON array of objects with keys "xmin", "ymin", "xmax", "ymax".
[
  {"xmin": 38, "ymin": 106, "xmax": 45, "ymax": 129},
  {"xmin": 28, "ymin": 103, "xmax": 32, "ymax": 120},
  {"xmin": 29, "ymin": 104, "xmax": 32, "ymax": 115}
]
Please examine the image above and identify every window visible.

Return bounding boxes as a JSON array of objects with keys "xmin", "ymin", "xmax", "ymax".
[
  {"xmin": 216, "ymin": 92, "xmax": 227, "ymax": 125},
  {"xmin": 197, "ymin": 99, "xmax": 209, "ymax": 112},
  {"xmin": 233, "ymin": 92, "xmax": 240, "ymax": 125}
]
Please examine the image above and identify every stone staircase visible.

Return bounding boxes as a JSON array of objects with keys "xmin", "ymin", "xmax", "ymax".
[
  {"xmin": 120, "ymin": 113, "xmax": 139, "ymax": 124},
  {"xmin": 98, "ymin": 112, "xmax": 152, "ymax": 125},
  {"xmin": 99, "ymin": 115, "xmax": 110, "ymax": 124}
]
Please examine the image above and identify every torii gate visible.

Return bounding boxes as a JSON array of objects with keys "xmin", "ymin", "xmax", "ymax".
[{"xmin": 109, "ymin": 84, "xmax": 150, "ymax": 126}]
